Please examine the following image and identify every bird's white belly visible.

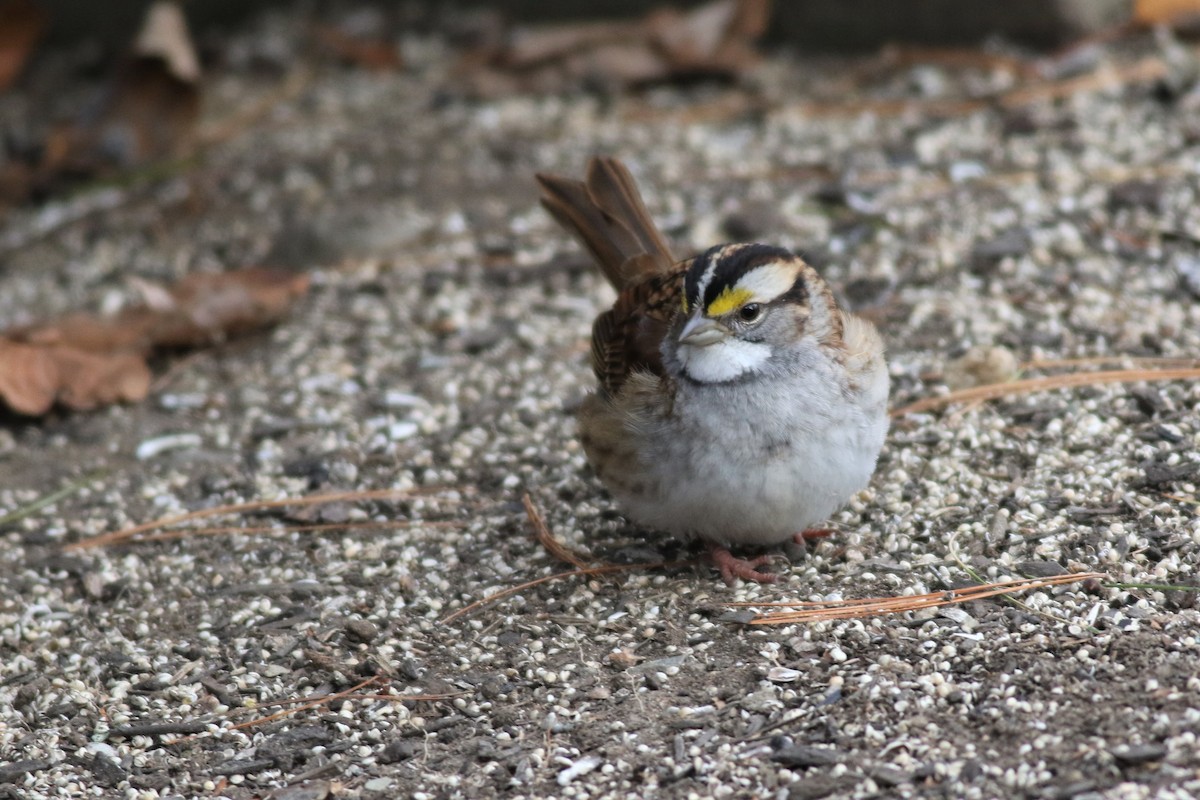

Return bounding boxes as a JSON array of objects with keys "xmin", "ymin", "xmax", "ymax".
[{"xmin": 598, "ymin": 373, "xmax": 887, "ymax": 547}]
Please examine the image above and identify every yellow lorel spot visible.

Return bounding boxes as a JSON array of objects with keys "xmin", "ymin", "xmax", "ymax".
[
  {"xmin": 681, "ymin": 293, "xmax": 689, "ymax": 314},
  {"xmin": 706, "ymin": 286, "xmax": 754, "ymax": 317}
]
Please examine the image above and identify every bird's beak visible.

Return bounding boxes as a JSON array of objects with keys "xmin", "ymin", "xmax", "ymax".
[{"xmin": 678, "ymin": 315, "xmax": 728, "ymax": 348}]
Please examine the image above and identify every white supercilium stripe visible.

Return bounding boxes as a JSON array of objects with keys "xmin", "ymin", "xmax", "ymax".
[{"xmin": 734, "ymin": 262, "xmax": 801, "ymax": 303}]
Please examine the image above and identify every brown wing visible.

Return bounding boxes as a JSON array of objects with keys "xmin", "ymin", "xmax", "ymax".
[
  {"xmin": 591, "ymin": 265, "xmax": 687, "ymax": 394},
  {"xmin": 537, "ymin": 156, "xmax": 685, "ymax": 394}
]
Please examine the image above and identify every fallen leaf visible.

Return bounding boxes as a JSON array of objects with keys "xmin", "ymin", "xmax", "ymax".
[
  {"xmin": 17, "ymin": 311, "xmax": 151, "ymax": 354},
  {"xmin": 0, "ymin": 0, "xmax": 45, "ymax": 92},
  {"xmin": 314, "ymin": 24, "xmax": 403, "ymax": 71},
  {"xmin": 0, "ymin": 339, "xmax": 58, "ymax": 416},
  {"xmin": 0, "ymin": 268, "xmax": 309, "ymax": 416},
  {"xmin": 651, "ymin": 0, "xmax": 771, "ymax": 74},
  {"xmin": 1, "ymin": 1, "xmax": 201, "ymax": 204},
  {"xmin": 500, "ymin": 21, "xmax": 640, "ymax": 68},
  {"xmin": 1135, "ymin": 0, "xmax": 1200, "ymax": 26},
  {"xmin": 62, "ymin": 1, "xmax": 201, "ymax": 171},
  {"xmin": 0, "ymin": 338, "xmax": 150, "ymax": 415},
  {"xmin": 144, "ymin": 268, "xmax": 313, "ymax": 347},
  {"xmin": 49, "ymin": 346, "xmax": 152, "ymax": 410},
  {"xmin": 135, "ymin": 0, "xmax": 201, "ymax": 83},
  {"xmin": 459, "ymin": 0, "xmax": 772, "ymax": 96}
]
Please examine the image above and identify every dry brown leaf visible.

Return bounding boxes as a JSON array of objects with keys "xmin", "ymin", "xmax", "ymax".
[
  {"xmin": 146, "ymin": 268, "xmax": 312, "ymax": 347},
  {"xmin": 17, "ymin": 312, "xmax": 149, "ymax": 353},
  {"xmin": 73, "ymin": 0, "xmax": 203, "ymax": 170},
  {"xmin": 0, "ymin": 339, "xmax": 151, "ymax": 414},
  {"xmin": 1135, "ymin": 0, "xmax": 1200, "ymax": 26},
  {"xmin": 1, "ymin": 1, "xmax": 201, "ymax": 204},
  {"xmin": 0, "ymin": 0, "xmax": 44, "ymax": 91},
  {"xmin": 571, "ymin": 42, "xmax": 673, "ymax": 87},
  {"xmin": 63, "ymin": 48, "xmax": 201, "ymax": 171},
  {"xmin": 49, "ymin": 346, "xmax": 152, "ymax": 410},
  {"xmin": 313, "ymin": 24, "xmax": 404, "ymax": 71},
  {"xmin": 0, "ymin": 268, "xmax": 309, "ymax": 416},
  {"xmin": 652, "ymin": 0, "xmax": 770, "ymax": 74},
  {"xmin": 502, "ymin": 21, "xmax": 639, "ymax": 67},
  {"xmin": 13, "ymin": 268, "xmax": 311, "ymax": 353},
  {"xmin": 135, "ymin": 1, "xmax": 200, "ymax": 83},
  {"xmin": 0, "ymin": 339, "xmax": 59, "ymax": 415},
  {"xmin": 459, "ymin": 0, "xmax": 771, "ymax": 96},
  {"xmin": 106, "ymin": 0, "xmax": 201, "ymax": 162}
]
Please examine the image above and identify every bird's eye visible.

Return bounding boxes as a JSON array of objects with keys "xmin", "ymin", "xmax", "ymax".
[{"xmin": 738, "ymin": 303, "xmax": 763, "ymax": 323}]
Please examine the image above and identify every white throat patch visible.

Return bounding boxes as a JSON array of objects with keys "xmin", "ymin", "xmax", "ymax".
[{"xmin": 678, "ymin": 338, "xmax": 772, "ymax": 383}]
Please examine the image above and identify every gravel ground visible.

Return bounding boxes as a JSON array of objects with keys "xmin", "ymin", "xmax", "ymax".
[{"xmin": 3, "ymin": 10, "xmax": 1200, "ymax": 800}]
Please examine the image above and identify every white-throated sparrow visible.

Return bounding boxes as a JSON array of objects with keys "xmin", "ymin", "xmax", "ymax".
[{"xmin": 537, "ymin": 157, "xmax": 889, "ymax": 584}]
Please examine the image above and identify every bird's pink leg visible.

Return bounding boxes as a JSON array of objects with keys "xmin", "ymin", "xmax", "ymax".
[
  {"xmin": 793, "ymin": 528, "xmax": 835, "ymax": 545},
  {"xmin": 706, "ymin": 541, "xmax": 778, "ymax": 585}
]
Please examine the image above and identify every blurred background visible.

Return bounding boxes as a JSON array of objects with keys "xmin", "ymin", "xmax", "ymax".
[{"xmin": 17, "ymin": 0, "xmax": 1141, "ymax": 49}]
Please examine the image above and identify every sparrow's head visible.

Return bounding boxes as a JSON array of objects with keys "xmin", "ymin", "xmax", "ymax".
[{"xmin": 667, "ymin": 244, "xmax": 841, "ymax": 384}]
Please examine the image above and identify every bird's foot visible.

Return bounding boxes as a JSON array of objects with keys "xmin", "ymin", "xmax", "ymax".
[{"xmin": 706, "ymin": 541, "xmax": 779, "ymax": 585}]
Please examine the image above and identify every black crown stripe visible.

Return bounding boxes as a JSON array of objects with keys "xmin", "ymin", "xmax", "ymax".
[{"xmin": 700, "ymin": 244, "xmax": 796, "ymax": 309}]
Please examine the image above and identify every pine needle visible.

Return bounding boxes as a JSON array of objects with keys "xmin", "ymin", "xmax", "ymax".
[
  {"xmin": 1020, "ymin": 356, "xmax": 1200, "ymax": 372},
  {"xmin": 441, "ymin": 560, "xmax": 693, "ymax": 624},
  {"xmin": 0, "ymin": 469, "xmax": 106, "ymax": 526},
  {"xmin": 131, "ymin": 519, "xmax": 462, "ymax": 544},
  {"xmin": 441, "ymin": 494, "xmax": 692, "ymax": 624},
  {"xmin": 891, "ymin": 368, "xmax": 1200, "ymax": 417},
  {"xmin": 64, "ymin": 487, "xmax": 441, "ymax": 551},
  {"xmin": 733, "ymin": 572, "xmax": 1104, "ymax": 625},
  {"xmin": 224, "ymin": 677, "xmax": 459, "ymax": 733}
]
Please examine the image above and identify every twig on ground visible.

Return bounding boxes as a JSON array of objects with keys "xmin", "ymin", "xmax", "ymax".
[
  {"xmin": 440, "ymin": 493, "xmax": 691, "ymax": 624},
  {"xmin": 172, "ymin": 676, "xmax": 379, "ymax": 741},
  {"xmin": 524, "ymin": 492, "xmax": 591, "ymax": 569}
]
